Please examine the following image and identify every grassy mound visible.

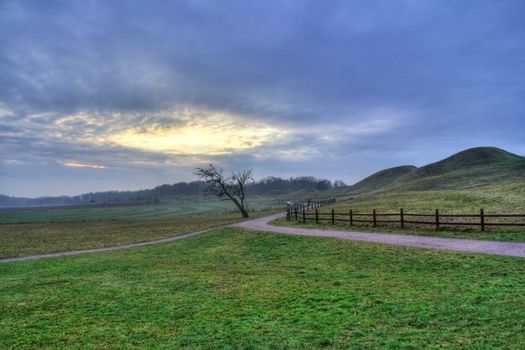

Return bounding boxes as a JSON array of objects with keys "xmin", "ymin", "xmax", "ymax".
[
  {"xmin": 392, "ymin": 147, "xmax": 525, "ymax": 191},
  {"xmin": 304, "ymin": 147, "xmax": 525, "ymax": 238},
  {"xmin": 342, "ymin": 165, "xmax": 417, "ymax": 194},
  {"xmin": 333, "ymin": 147, "xmax": 525, "ymax": 195}
]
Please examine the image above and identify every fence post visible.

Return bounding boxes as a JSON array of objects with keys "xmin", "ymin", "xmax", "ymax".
[
  {"xmin": 373, "ymin": 209, "xmax": 377, "ymax": 227},
  {"xmin": 315, "ymin": 209, "xmax": 319, "ymax": 224},
  {"xmin": 349, "ymin": 209, "xmax": 353, "ymax": 226},
  {"xmin": 286, "ymin": 208, "xmax": 290, "ymax": 221},
  {"xmin": 480, "ymin": 208, "xmax": 485, "ymax": 232},
  {"xmin": 294, "ymin": 207, "xmax": 298, "ymax": 221},
  {"xmin": 435, "ymin": 209, "xmax": 440, "ymax": 230},
  {"xmin": 302, "ymin": 207, "xmax": 306, "ymax": 223},
  {"xmin": 400, "ymin": 208, "xmax": 404, "ymax": 228},
  {"xmin": 331, "ymin": 208, "xmax": 335, "ymax": 225}
]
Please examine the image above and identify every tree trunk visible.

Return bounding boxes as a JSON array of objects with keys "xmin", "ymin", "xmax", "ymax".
[
  {"xmin": 229, "ymin": 197, "xmax": 249, "ymax": 218},
  {"xmin": 240, "ymin": 208, "xmax": 249, "ymax": 218}
]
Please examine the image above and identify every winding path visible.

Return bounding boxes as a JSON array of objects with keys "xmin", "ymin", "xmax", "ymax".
[
  {"xmin": 2, "ymin": 212, "xmax": 525, "ymax": 264},
  {"xmin": 232, "ymin": 213, "xmax": 525, "ymax": 258}
]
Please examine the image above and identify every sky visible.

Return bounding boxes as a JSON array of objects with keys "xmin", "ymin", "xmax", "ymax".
[{"xmin": 1, "ymin": 0, "xmax": 524, "ymax": 197}]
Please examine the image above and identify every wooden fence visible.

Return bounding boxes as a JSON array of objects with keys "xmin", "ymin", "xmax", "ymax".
[
  {"xmin": 286, "ymin": 199, "xmax": 336, "ymax": 221},
  {"xmin": 286, "ymin": 206, "xmax": 525, "ymax": 231}
]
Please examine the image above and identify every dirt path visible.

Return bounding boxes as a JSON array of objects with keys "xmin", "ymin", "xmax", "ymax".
[
  {"xmin": 2, "ymin": 213, "xmax": 525, "ymax": 264},
  {"xmin": 0, "ymin": 229, "xmax": 209, "ymax": 264},
  {"xmin": 232, "ymin": 213, "xmax": 525, "ymax": 258}
]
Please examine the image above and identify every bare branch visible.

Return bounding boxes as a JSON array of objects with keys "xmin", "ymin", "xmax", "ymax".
[{"xmin": 194, "ymin": 164, "xmax": 253, "ymax": 218}]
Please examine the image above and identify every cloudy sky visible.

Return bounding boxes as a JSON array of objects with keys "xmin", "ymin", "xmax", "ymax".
[{"xmin": 1, "ymin": 0, "xmax": 524, "ymax": 197}]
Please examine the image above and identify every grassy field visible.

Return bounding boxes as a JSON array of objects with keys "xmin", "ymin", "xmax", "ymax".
[
  {"xmin": 3, "ymin": 146, "xmax": 523, "ymax": 348},
  {"xmin": 0, "ymin": 214, "xmax": 240, "ymax": 259},
  {"xmin": 0, "ymin": 200, "xmax": 281, "ymax": 258},
  {"xmin": 0, "ymin": 200, "xmax": 276, "ymax": 224},
  {"xmin": 1, "ymin": 228, "xmax": 524, "ymax": 349}
]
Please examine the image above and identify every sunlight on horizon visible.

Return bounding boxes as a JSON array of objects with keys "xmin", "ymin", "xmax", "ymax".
[
  {"xmin": 107, "ymin": 115, "xmax": 287, "ymax": 155},
  {"xmin": 63, "ymin": 162, "xmax": 108, "ymax": 169}
]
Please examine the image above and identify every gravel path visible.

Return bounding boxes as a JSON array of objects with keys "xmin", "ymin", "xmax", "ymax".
[
  {"xmin": 232, "ymin": 213, "xmax": 525, "ymax": 258},
  {"xmin": 2, "ymin": 212, "xmax": 525, "ymax": 264}
]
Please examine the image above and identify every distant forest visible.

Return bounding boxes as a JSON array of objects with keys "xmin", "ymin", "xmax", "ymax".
[{"xmin": 0, "ymin": 176, "xmax": 345, "ymax": 207}]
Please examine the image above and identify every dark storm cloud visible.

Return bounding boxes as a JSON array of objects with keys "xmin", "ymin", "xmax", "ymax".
[{"xmin": 1, "ymin": 0, "xmax": 524, "ymax": 196}]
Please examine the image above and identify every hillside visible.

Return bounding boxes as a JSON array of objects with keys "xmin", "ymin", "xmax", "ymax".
[
  {"xmin": 341, "ymin": 165, "xmax": 417, "ymax": 194},
  {"xmin": 330, "ymin": 147, "xmax": 525, "ymax": 197},
  {"xmin": 299, "ymin": 147, "xmax": 525, "ymax": 232},
  {"xmin": 389, "ymin": 147, "xmax": 525, "ymax": 191}
]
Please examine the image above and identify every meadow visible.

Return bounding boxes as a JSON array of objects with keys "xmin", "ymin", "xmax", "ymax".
[
  {"xmin": 1, "ymin": 183, "xmax": 525, "ymax": 348},
  {"xmin": 0, "ymin": 215, "xmax": 235, "ymax": 259},
  {"xmin": 0, "ymin": 200, "xmax": 275, "ymax": 223},
  {"xmin": 0, "ymin": 201, "xmax": 278, "ymax": 258},
  {"xmin": 1, "ymin": 228, "xmax": 524, "ymax": 349}
]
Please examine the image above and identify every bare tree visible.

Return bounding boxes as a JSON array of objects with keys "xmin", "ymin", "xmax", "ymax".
[{"xmin": 194, "ymin": 164, "xmax": 253, "ymax": 218}]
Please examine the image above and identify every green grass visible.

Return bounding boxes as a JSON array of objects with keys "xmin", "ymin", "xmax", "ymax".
[
  {"xmin": 0, "ymin": 213, "xmax": 243, "ymax": 259},
  {"xmin": 0, "ymin": 200, "xmax": 281, "ymax": 258},
  {"xmin": 335, "ymin": 182, "xmax": 525, "ymax": 214},
  {"xmin": 1, "ymin": 228, "xmax": 524, "ymax": 349},
  {"xmin": 0, "ymin": 200, "xmax": 275, "ymax": 224},
  {"xmin": 342, "ymin": 165, "xmax": 417, "ymax": 194}
]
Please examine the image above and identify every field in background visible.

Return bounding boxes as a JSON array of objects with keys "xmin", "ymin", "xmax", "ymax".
[
  {"xmin": 0, "ymin": 214, "xmax": 236, "ymax": 259},
  {"xmin": 0, "ymin": 200, "xmax": 282, "ymax": 258},
  {"xmin": 0, "ymin": 199, "xmax": 280, "ymax": 224},
  {"xmin": 1, "ymin": 228, "xmax": 524, "ymax": 349}
]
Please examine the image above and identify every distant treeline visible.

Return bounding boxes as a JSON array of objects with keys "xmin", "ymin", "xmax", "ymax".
[{"xmin": 0, "ymin": 176, "xmax": 345, "ymax": 207}]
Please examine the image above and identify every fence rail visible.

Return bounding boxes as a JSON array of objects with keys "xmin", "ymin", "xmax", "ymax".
[
  {"xmin": 286, "ymin": 199, "xmax": 336, "ymax": 221},
  {"xmin": 286, "ymin": 205, "xmax": 525, "ymax": 232}
]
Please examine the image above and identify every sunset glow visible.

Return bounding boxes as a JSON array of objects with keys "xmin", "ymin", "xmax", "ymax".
[
  {"xmin": 108, "ymin": 118, "xmax": 286, "ymax": 155},
  {"xmin": 63, "ymin": 162, "xmax": 108, "ymax": 169}
]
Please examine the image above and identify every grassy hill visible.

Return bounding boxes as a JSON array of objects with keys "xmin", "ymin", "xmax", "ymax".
[
  {"xmin": 339, "ymin": 165, "xmax": 417, "ymax": 195},
  {"xmin": 335, "ymin": 147, "xmax": 525, "ymax": 196},
  {"xmin": 292, "ymin": 147, "xmax": 525, "ymax": 237},
  {"xmin": 389, "ymin": 147, "xmax": 525, "ymax": 191}
]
